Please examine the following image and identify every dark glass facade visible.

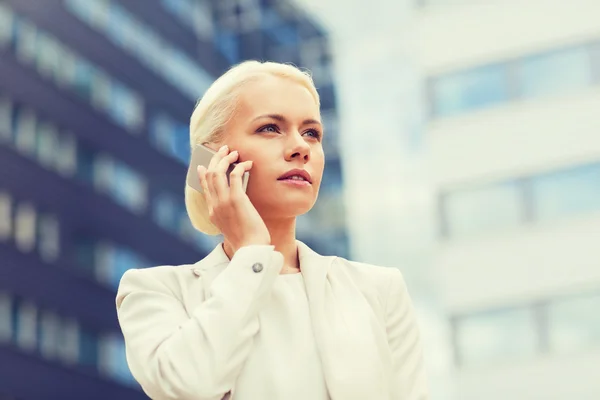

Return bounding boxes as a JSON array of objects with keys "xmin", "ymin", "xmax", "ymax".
[{"xmin": 0, "ymin": 0, "xmax": 346, "ymax": 398}]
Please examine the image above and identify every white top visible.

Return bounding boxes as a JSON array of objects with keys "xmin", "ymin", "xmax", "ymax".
[{"xmin": 233, "ymin": 273, "xmax": 330, "ymax": 400}]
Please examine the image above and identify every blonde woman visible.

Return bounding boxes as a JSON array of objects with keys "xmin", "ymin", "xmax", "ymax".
[{"xmin": 116, "ymin": 61, "xmax": 429, "ymax": 400}]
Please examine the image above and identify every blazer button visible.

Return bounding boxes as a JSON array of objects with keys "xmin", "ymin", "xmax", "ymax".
[{"xmin": 252, "ymin": 262, "xmax": 264, "ymax": 273}]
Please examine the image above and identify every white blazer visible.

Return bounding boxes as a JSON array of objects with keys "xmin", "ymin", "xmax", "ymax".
[{"xmin": 116, "ymin": 241, "xmax": 429, "ymax": 400}]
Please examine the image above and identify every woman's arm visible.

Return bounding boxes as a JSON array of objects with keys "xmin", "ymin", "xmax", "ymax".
[
  {"xmin": 116, "ymin": 245, "xmax": 283, "ymax": 400},
  {"xmin": 385, "ymin": 268, "xmax": 430, "ymax": 400}
]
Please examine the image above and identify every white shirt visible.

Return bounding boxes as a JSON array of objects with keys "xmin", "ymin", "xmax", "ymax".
[{"xmin": 233, "ymin": 273, "xmax": 330, "ymax": 400}]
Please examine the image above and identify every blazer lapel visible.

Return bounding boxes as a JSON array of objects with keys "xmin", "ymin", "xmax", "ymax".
[
  {"xmin": 298, "ymin": 241, "xmax": 391, "ymax": 400},
  {"xmin": 191, "ymin": 241, "xmax": 392, "ymax": 400}
]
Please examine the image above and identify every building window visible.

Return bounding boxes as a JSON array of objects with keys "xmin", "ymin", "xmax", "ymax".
[
  {"xmin": 64, "ymin": 0, "xmax": 214, "ymax": 99},
  {"xmin": 429, "ymin": 41, "xmax": 600, "ymax": 119},
  {"xmin": 531, "ymin": 163, "xmax": 600, "ymax": 222},
  {"xmin": 547, "ymin": 292, "xmax": 600, "ymax": 354},
  {"xmin": 430, "ymin": 63, "xmax": 510, "ymax": 118},
  {"xmin": 160, "ymin": 0, "xmax": 214, "ymax": 39},
  {"xmin": 0, "ymin": 97, "xmax": 12, "ymax": 141},
  {"xmin": 14, "ymin": 202, "xmax": 37, "ymax": 253},
  {"xmin": 516, "ymin": 46, "xmax": 592, "ymax": 99},
  {"xmin": 98, "ymin": 334, "xmax": 137, "ymax": 387},
  {"xmin": 320, "ymin": 158, "xmax": 343, "ymax": 194},
  {"xmin": 213, "ymin": 30, "xmax": 239, "ymax": 64},
  {"xmin": 442, "ymin": 181, "xmax": 524, "ymax": 238},
  {"xmin": 149, "ymin": 113, "xmax": 190, "ymax": 164},
  {"xmin": 0, "ymin": 292, "xmax": 13, "ymax": 342},
  {"xmin": 54, "ymin": 133, "xmax": 78, "ymax": 178},
  {"xmin": 92, "ymin": 154, "xmax": 148, "ymax": 214},
  {"xmin": 320, "ymin": 109, "xmax": 340, "ymax": 156},
  {"xmin": 39, "ymin": 310, "xmax": 61, "ymax": 360},
  {"xmin": 38, "ymin": 213, "xmax": 61, "ymax": 263},
  {"xmin": 94, "ymin": 241, "xmax": 150, "ymax": 290},
  {"xmin": 455, "ymin": 307, "xmax": 538, "ymax": 367},
  {"xmin": 35, "ymin": 121, "xmax": 59, "ymax": 169},
  {"xmin": 0, "ymin": 2, "xmax": 14, "ymax": 47},
  {"xmin": 0, "ymin": 192, "xmax": 12, "ymax": 242},
  {"xmin": 5, "ymin": 5, "xmax": 145, "ymax": 132},
  {"xmin": 14, "ymin": 107, "xmax": 37, "ymax": 156},
  {"xmin": 15, "ymin": 300, "xmax": 38, "ymax": 352}
]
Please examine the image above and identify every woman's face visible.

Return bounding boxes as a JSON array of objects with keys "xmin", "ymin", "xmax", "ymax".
[{"xmin": 217, "ymin": 75, "xmax": 324, "ymax": 221}]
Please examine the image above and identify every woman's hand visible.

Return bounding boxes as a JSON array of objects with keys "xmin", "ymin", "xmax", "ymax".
[{"xmin": 197, "ymin": 145, "xmax": 271, "ymax": 253}]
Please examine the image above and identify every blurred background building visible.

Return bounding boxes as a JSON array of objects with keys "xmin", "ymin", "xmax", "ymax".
[
  {"xmin": 0, "ymin": 0, "xmax": 345, "ymax": 398},
  {"xmin": 300, "ymin": 0, "xmax": 600, "ymax": 399},
  {"xmin": 418, "ymin": 1, "xmax": 600, "ymax": 399}
]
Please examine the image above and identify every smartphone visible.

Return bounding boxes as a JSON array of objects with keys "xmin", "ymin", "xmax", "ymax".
[{"xmin": 186, "ymin": 144, "xmax": 249, "ymax": 193}]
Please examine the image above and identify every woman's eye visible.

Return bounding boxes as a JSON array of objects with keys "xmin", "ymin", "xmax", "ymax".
[
  {"xmin": 305, "ymin": 129, "xmax": 322, "ymax": 140},
  {"xmin": 258, "ymin": 124, "xmax": 279, "ymax": 133}
]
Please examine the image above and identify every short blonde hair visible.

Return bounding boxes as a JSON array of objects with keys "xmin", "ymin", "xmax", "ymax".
[{"xmin": 185, "ymin": 60, "xmax": 321, "ymax": 235}]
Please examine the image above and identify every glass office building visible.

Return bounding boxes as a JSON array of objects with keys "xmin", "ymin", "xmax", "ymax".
[{"xmin": 0, "ymin": 0, "xmax": 347, "ymax": 398}]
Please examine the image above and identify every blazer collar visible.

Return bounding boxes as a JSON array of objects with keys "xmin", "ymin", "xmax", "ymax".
[{"xmin": 190, "ymin": 241, "xmax": 390, "ymax": 400}]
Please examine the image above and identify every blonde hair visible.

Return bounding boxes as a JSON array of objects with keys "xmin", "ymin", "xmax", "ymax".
[{"xmin": 185, "ymin": 60, "xmax": 321, "ymax": 235}]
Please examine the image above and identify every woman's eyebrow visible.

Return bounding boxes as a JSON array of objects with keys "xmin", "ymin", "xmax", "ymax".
[{"xmin": 252, "ymin": 114, "xmax": 322, "ymax": 126}]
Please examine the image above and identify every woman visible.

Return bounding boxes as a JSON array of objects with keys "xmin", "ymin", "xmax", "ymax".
[{"xmin": 116, "ymin": 61, "xmax": 429, "ymax": 400}]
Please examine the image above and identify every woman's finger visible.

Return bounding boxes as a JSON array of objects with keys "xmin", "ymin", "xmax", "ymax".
[
  {"xmin": 213, "ymin": 150, "xmax": 239, "ymax": 202},
  {"xmin": 197, "ymin": 165, "xmax": 213, "ymax": 212},
  {"xmin": 229, "ymin": 160, "xmax": 253, "ymax": 198}
]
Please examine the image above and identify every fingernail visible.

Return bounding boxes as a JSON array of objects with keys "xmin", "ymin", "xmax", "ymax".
[{"xmin": 220, "ymin": 145, "xmax": 228, "ymax": 151}]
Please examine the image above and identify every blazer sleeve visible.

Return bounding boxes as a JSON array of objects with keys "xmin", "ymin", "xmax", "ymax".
[
  {"xmin": 116, "ymin": 245, "xmax": 284, "ymax": 400},
  {"xmin": 385, "ymin": 268, "xmax": 430, "ymax": 400}
]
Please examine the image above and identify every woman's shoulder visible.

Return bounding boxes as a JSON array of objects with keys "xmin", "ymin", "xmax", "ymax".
[
  {"xmin": 332, "ymin": 256, "xmax": 407, "ymax": 299},
  {"xmin": 116, "ymin": 263, "xmax": 197, "ymax": 304}
]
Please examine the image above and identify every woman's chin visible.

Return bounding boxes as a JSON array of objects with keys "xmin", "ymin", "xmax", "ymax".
[{"xmin": 255, "ymin": 198, "xmax": 315, "ymax": 220}]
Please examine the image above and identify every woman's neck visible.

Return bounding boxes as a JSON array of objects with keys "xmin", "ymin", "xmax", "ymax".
[{"xmin": 222, "ymin": 217, "xmax": 299, "ymax": 271}]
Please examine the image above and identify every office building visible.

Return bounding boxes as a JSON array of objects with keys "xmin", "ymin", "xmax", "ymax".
[
  {"xmin": 0, "ymin": 0, "xmax": 346, "ymax": 398},
  {"xmin": 417, "ymin": 1, "xmax": 600, "ymax": 399}
]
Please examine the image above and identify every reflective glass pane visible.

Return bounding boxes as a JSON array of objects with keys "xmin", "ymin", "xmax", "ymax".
[
  {"xmin": 0, "ymin": 192, "xmax": 12, "ymax": 241},
  {"xmin": 39, "ymin": 311, "xmax": 60, "ymax": 360},
  {"xmin": 36, "ymin": 122, "xmax": 58, "ymax": 169},
  {"xmin": 98, "ymin": 334, "xmax": 137, "ymax": 386},
  {"xmin": 15, "ymin": 19, "xmax": 37, "ymax": 63},
  {"xmin": 531, "ymin": 163, "xmax": 600, "ymax": 221},
  {"xmin": 14, "ymin": 107, "xmax": 37, "ymax": 155},
  {"xmin": 16, "ymin": 300, "xmax": 37, "ymax": 351},
  {"xmin": 0, "ymin": 292, "xmax": 12, "ymax": 342},
  {"xmin": 79, "ymin": 327, "xmax": 99, "ymax": 368},
  {"xmin": 432, "ymin": 64, "xmax": 510, "ymax": 117},
  {"xmin": 57, "ymin": 318, "xmax": 79, "ymax": 365},
  {"xmin": 111, "ymin": 162, "xmax": 147, "ymax": 213},
  {"xmin": 444, "ymin": 181, "xmax": 524, "ymax": 238},
  {"xmin": 72, "ymin": 59, "xmax": 94, "ymax": 98},
  {"xmin": 38, "ymin": 214, "xmax": 60, "ymax": 263},
  {"xmin": 0, "ymin": 97, "xmax": 12, "ymax": 142},
  {"xmin": 320, "ymin": 158, "xmax": 343, "ymax": 194},
  {"xmin": 14, "ymin": 202, "xmax": 36, "ymax": 253},
  {"xmin": 54, "ymin": 133, "xmax": 78, "ymax": 178},
  {"xmin": 517, "ymin": 46, "xmax": 592, "ymax": 99},
  {"xmin": 110, "ymin": 247, "xmax": 144, "ymax": 289},
  {"xmin": 548, "ymin": 292, "xmax": 600, "ymax": 354},
  {"xmin": 35, "ymin": 32, "xmax": 61, "ymax": 79},
  {"xmin": 153, "ymin": 193, "xmax": 178, "ymax": 231},
  {"xmin": 456, "ymin": 307, "xmax": 537, "ymax": 366},
  {"xmin": 0, "ymin": 2, "xmax": 14, "ymax": 47},
  {"xmin": 76, "ymin": 145, "xmax": 98, "ymax": 183}
]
